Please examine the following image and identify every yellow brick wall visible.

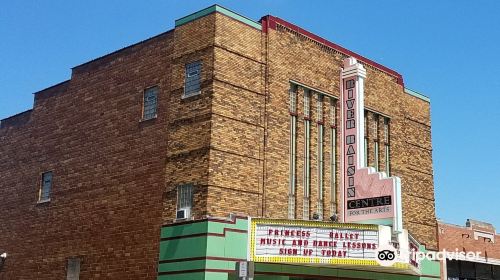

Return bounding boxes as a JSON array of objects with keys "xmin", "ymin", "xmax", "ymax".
[{"xmin": 164, "ymin": 12, "xmax": 438, "ymax": 250}]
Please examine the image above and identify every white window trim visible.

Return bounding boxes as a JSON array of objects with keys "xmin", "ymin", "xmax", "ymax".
[{"xmin": 37, "ymin": 198, "xmax": 51, "ymax": 204}]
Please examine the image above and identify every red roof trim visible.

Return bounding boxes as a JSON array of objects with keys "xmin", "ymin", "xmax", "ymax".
[{"xmin": 260, "ymin": 15, "xmax": 404, "ymax": 86}]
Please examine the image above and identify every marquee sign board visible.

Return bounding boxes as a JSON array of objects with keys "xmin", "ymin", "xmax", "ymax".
[
  {"xmin": 340, "ymin": 57, "xmax": 402, "ymax": 233},
  {"xmin": 249, "ymin": 218, "xmax": 381, "ymax": 266}
]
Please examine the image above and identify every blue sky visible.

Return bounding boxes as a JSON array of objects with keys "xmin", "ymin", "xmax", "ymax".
[{"xmin": 1, "ymin": 1, "xmax": 499, "ymax": 228}]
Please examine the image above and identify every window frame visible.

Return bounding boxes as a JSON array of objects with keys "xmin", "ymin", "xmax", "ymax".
[
  {"xmin": 384, "ymin": 117, "xmax": 391, "ymax": 176},
  {"xmin": 38, "ymin": 171, "xmax": 53, "ymax": 203},
  {"xmin": 176, "ymin": 183, "xmax": 194, "ymax": 211},
  {"xmin": 141, "ymin": 86, "xmax": 159, "ymax": 121},
  {"xmin": 182, "ymin": 61, "xmax": 202, "ymax": 99},
  {"xmin": 66, "ymin": 257, "xmax": 81, "ymax": 280}
]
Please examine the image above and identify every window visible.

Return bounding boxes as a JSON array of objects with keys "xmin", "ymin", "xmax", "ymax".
[
  {"xmin": 177, "ymin": 184, "xmax": 193, "ymax": 210},
  {"xmin": 363, "ymin": 112, "xmax": 391, "ymax": 173},
  {"xmin": 66, "ymin": 257, "xmax": 81, "ymax": 280},
  {"xmin": 289, "ymin": 84, "xmax": 297, "ymax": 114},
  {"xmin": 317, "ymin": 95, "xmax": 324, "ymax": 220},
  {"xmin": 304, "ymin": 90, "xmax": 311, "ymax": 118},
  {"xmin": 183, "ymin": 61, "xmax": 202, "ymax": 98},
  {"xmin": 384, "ymin": 117, "xmax": 390, "ymax": 140},
  {"xmin": 364, "ymin": 111, "xmax": 369, "ymax": 167},
  {"xmin": 39, "ymin": 171, "xmax": 52, "ymax": 202},
  {"xmin": 330, "ymin": 98, "xmax": 337, "ymax": 215},
  {"xmin": 303, "ymin": 90, "xmax": 311, "ymax": 220},
  {"xmin": 384, "ymin": 117, "xmax": 391, "ymax": 176},
  {"xmin": 374, "ymin": 115, "xmax": 379, "ymax": 171},
  {"xmin": 288, "ymin": 85, "xmax": 298, "ymax": 219},
  {"xmin": 317, "ymin": 95, "xmax": 323, "ymax": 121},
  {"xmin": 364, "ymin": 138, "xmax": 368, "ymax": 168},
  {"xmin": 142, "ymin": 87, "xmax": 158, "ymax": 120}
]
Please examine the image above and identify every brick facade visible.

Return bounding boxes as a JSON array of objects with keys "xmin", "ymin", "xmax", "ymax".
[
  {"xmin": 0, "ymin": 5, "xmax": 438, "ymax": 279},
  {"xmin": 439, "ymin": 219, "xmax": 500, "ymax": 278},
  {"xmin": 0, "ymin": 30, "xmax": 174, "ymax": 279}
]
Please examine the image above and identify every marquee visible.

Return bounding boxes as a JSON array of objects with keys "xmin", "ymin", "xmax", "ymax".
[{"xmin": 248, "ymin": 218, "xmax": 411, "ymax": 269}]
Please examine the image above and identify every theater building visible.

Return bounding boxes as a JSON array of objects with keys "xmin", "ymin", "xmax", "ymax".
[
  {"xmin": 0, "ymin": 5, "xmax": 441, "ymax": 280},
  {"xmin": 439, "ymin": 219, "xmax": 500, "ymax": 279}
]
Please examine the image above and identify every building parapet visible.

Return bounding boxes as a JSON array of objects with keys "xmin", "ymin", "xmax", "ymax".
[
  {"xmin": 175, "ymin": 4, "xmax": 262, "ymax": 30},
  {"xmin": 405, "ymin": 88, "xmax": 430, "ymax": 103},
  {"xmin": 0, "ymin": 109, "xmax": 32, "ymax": 130}
]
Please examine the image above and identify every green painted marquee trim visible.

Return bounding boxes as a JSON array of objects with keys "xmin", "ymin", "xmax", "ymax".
[
  {"xmin": 161, "ymin": 221, "xmax": 209, "ymax": 239},
  {"xmin": 205, "ymin": 271, "xmax": 233, "ymax": 280},
  {"xmin": 415, "ymin": 246, "xmax": 442, "ymax": 277},
  {"xmin": 158, "ymin": 218, "xmax": 248, "ymax": 274},
  {"xmin": 159, "ymin": 259, "xmax": 206, "ymax": 273},
  {"xmin": 405, "ymin": 88, "xmax": 431, "ymax": 102},
  {"xmin": 159, "ymin": 235, "xmax": 208, "ymax": 261},
  {"xmin": 175, "ymin": 5, "xmax": 262, "ymax": 30},
  {"xmin": 158, "ymin": 259, "xmax": 237, "ymax": 273},
  {"xmin": 158, "ymin": 271, "xmax": 206, "ymax": 280},
  {"xmin": 158, "ymin": 233, "xmax": 248, "ymax": 262},
  {"xmin": 205, "ymin": 259, "xmax": 236, "ymax": 271},
  {"xmin": 161, "ymin": 217, "xmax": 247, "ymax": 239},
  {"xmin": 157, "ymin": 217, "xmax": 440, "ymax": 280}
]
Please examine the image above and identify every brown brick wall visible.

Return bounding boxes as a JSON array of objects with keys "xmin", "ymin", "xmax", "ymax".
[
  {"xmin": 439, "ymin": 221, "xmax": 500, "ymax": 259},
  {"xmin": 0, "ymin": 31, "xmax": 174, "ymax": 279},
  {"xmin": 0, "ymin": 8, "xmax": 440, "ymax": 279}
]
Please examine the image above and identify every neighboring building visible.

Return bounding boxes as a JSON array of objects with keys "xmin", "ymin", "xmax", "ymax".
[
  {"xmin": 439, "ymin": 219, "xmax": 500, "ymax": 279},
  {"xmin": 0, "ymin": 5, "xmax": 440, "ymax": 280}
]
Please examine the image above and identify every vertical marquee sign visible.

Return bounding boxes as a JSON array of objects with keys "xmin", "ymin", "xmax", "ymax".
[{"xmin": 341, "ymin": 58, "xmax": 402, "ymax": 233}]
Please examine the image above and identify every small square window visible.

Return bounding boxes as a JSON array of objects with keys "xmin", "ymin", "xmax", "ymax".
[
  {"xmin": 183, "ymin": 61, "xmax": 202, "ymax": 98},
  {"xmin": 142, "ymin": 87, "xmax": 158, "ymax": 120},
  {"xmin": 39, "ymin": 171, "xmax": 52, "ymax": 202}
]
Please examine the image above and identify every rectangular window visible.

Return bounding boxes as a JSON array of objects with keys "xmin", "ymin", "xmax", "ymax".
[
  {"xmin": 66, "ymin": 257, "xmax": 81, "ymax": 280},
  {"xmin": 288, "ymin": 85, "xmax": 297, "ymax": 219},
  {"xmin": 330, "ymin": 98, "xmax": 337, "ymax": 215},
  {"xmin": 183, "ymin": 61, "xmax": 202, "ymax": 98},
  {"xmin": 384, "ymin": 117, "xmax": 390, "ymax": 141},
  {"xmin": 385, "ymin": 145, "xmax": 390, "ymax": 176},
  {"xmin": 364, "ymin": 138, "xmax": 368, "ymax": 168},
  {"xmin": 364, "ymin": 111, "xmax": 369, "ymax": 167},
  {"xmin": 330, "ymin": 98, "xmax": 336, "ymax": 126},
  {"xmin": 317, "ymin": 95, "xmax": 324, "ymax": 220},
  {"xmin": 177, "ymin": 184, "xmax": 193, "ymax": 209},
  {"xmin": 289, "ymin": 85, "xmax": 297, "ymax": 114},
  {"xmin": 384, "ymin": 117, "xmax": 390, "ymax": 176},
  {"xmin": 304, "ymin": 90, "xmax": 311, "ymax": 118},
  {"xmin": 303, "ymin": 89, "xmax": 311, "ymax": 220},
  {"xmin": 39, "ymin": 171, "xmax": 52, "ymax": 202},
  {"xmin": 373, "ymin": 115, "xmax": 379, "ymax": 171},
  {"xmin": 142, "ymin": 87, "xmax": 158, "ymax": 120},
  {"xmin": 317, "ymin": 95, "xmax": 323, "ymax": 121}
]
